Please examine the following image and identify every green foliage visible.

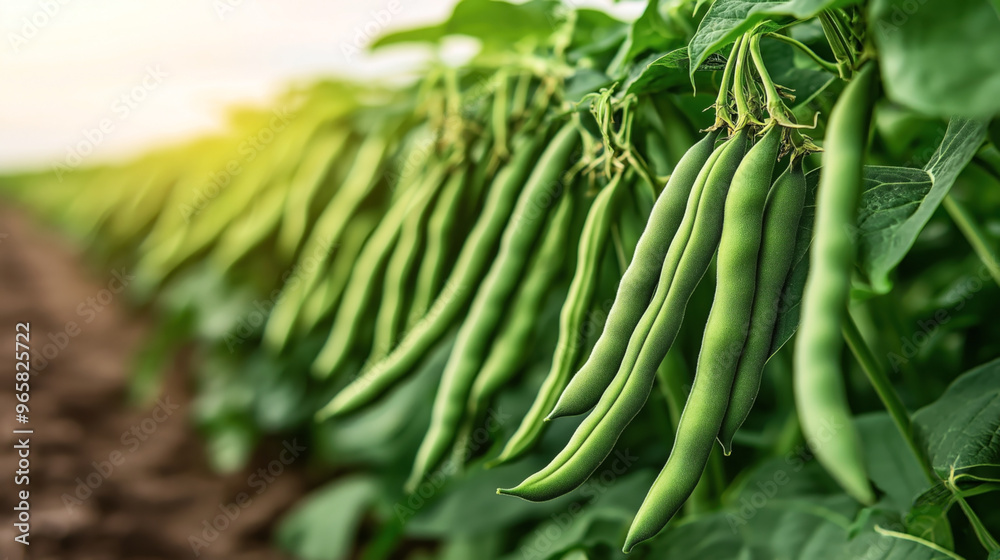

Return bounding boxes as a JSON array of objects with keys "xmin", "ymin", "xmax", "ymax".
[{"xmin": 4, "ymin": 0, "xmax": 1000, "ymax": 559}]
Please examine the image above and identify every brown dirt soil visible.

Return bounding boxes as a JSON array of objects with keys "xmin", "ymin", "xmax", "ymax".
[{"xmin": 0, "ymin": 206, "xmax": 306, "ymax": 560}]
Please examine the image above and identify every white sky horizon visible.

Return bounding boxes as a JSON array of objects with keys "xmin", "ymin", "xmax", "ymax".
[{"xmin": 0, "ymin": 0, "xmax": 641, "ymax": 172}]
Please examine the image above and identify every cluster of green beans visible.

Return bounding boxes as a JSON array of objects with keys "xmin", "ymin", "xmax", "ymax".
[
  {"xmin": 497, "ymin": 117, "xmax": 811, "ymax": 551},
  {"xmin": 6, "ymin": 33, "xmax": 889, "ymax": 553}
]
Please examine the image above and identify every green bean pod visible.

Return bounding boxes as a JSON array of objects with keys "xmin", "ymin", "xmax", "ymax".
[
  {"xmin": 548, "ymin": 129, "xmax": 721, "ymax": 420},
  {"xmin": 297, "ymin": 210, "xmax": 380, "ymax": 333},
  {"xmin": 500, "ymin": 131, "xmax": 748, "ymax": 502},
  {"xmin": 407, "ymin": 167, "xmax": 469, "ymax": 329},
  {"xmin": 718, "ymin": 157, "xmax": 806, "ymax": 454},
  {"xmin": 793, "ymin": 62, "xmax": 877, "ymax": 505},
  {"xmin": 404, "ymin": 124, "xmax": 581, "ymax": 491},
  {"xmin": 465, "ymin": 192, "xmax": 574, "ymax": 429},
  {"xmin": 623, "ymin": 126, "xmax": 780, "ymax": 552},
  {"xmin": 276, "ymin": 128, "xmax": 351, "ymax": 259},
  {"xmin": 490, "ymin": 173, "xmax": 623, "ymax": 466},
  {"xmin": 315, "ymin": 125, "xmax": 556, "ymax": 418},
  {"xmin": 311, "ymin": 178, "xmax": 432, "ymax": 377},
  {"xmin": 369, "ymin": 163, "xmax": 450, "ymax": 360},
  {"xmin": 263, "ymin": 134, "xmax": 390, "ymax": 351}
]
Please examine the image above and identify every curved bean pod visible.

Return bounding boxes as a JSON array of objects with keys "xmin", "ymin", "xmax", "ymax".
[
  {"xmin": 500, "ymin": 131, "xmax": 748, "ymax": 502},
  {"xmin": 717, "ymin": 157, "xmax": 806, "ymax": 454},
  {"xmin": 793, "ymin": 62, "xmax": 877, "ymax": 505},
  {"xmin": 369, "ymin": 163, "xmax": 450, "ymax": 360},
  {"xmin": 405, "ymin": 123, "xmax": 581, "ymax": 491},
  {"xmin": 465, "ymin": 192, "xmax": 574, "ymax": 430},
  {"xmin": 314, "ymin": 125, "xmax": 553, "ymax": 418},
  {"xmin": 623, "ymin": 126, "xmax": 780, "ymax": 552},
  {"xmin": 548, "ymin": 129, "xmax": 721, "ymax": 420},
  {"xmin": 311, "ymin": 175, "xmax": 435, "ymax": 377},
  {"xmin": 407, "ymin": 167, "xmax": 469, "ymax": 329},
  {"xmin": 490, "ymin": 172, "xmax": 624, "ymax": 466}
]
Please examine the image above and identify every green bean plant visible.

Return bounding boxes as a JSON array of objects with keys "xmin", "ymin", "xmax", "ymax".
[{"xmin": 3, "ymin": 0, "xmax": 1000, "ymax": 559}]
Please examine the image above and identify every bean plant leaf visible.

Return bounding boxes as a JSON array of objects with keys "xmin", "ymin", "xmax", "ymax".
[
  {"xmin": 622, "ymin": 49, "xmax": 728, "ymax": 96},
  {"xmin": 687, "ymin": 0, "xmax": 859, "ymax": 80},
  {"xmin": 607, "ymin": 0, "xmax": 680, "ymax": 76},
  {"xmin": 869, "ymin": 0, "xmax": 1000, "ymax": 118},
  {"xmin": 856, "ymin": 413, "xmax": 932, "ymax": 510},
  {"xmin": 644, "ymin": 459, "xmax": 946, "ymax": 559},
  {"xmin": 857, "ymin": 118, "xmax": 989, "ymax": 293},
  {"xmin": 372, "ymin": 0, "xmax": 561, "ymax": 50},
  {"xmin": 276, "ymin": 475, "xmax": 381, "ymax": 560},
  {"xmin": 767, "ymin": 148, "xmax": 976, "ymax": 355},
  {"xmin": 912, "ymin": 355, "xmax": 1000, "ymax": 473}
]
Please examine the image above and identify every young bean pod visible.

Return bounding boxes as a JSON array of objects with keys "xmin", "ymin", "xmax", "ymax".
[
  {"xmin": 315, "ymin": 125, "xmax": 555, "ymax": 418},
  {"xmin": 407, "ymin": 168, "xmax": 469, "ymax": 328},
  {"xmin": 717, "ymin": 157, "xmax": 806, "ymax": 454},
  {"xmin": 490, "ymin": 172, "xmax": 623, "ymax": 466},
  {"xmin": 369, "ymin": 163, "xmax": 450, "ymax": 360},
  {"xmin": 500, "ymin": 131, "xmax": 748, "ymax": 502},
  {"xmin": 793, "ymin": 62, "xmax": 878, "ymax": 505},
  {"xmin": 405, "ymin": 124, "xmax": 581, "ymax": 491},
  {"xmin": 311, "ymin": 175, "xmax": 436, "ymax": 377},
  {"xmin": 548, "ymin": 129, "xmax": 721, "ymax": 420},
  {"xmin": 623, "ymin": 126, "xmax": 780, "ymax": 552},
  {"xmin": 464, "ymin": 192, "xmax": 574, "ymax": 439}
]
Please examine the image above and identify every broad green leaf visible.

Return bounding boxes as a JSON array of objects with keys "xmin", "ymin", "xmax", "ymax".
[
  {"xmin": 906, "ymin": 501, "xmax": 955, "ymax": 551},
  {"xmin": 769, "ymin": 150, "xmax": 978, "ymax": 354},
  {"xmin": 913, "ymin": 356, "xmax": 1000, "ymax": 473},
  {"xmin": 276, "ymin": 476, "xmax": 381, "ymax": 560},
  {"xmin": 372, "ymin": 0, "xmax": 561, "ymax": 50},
  {"xmin": 622, "ymin": 48, "xmax": 727, "ymax": 96},
  {"xmin": 869, "ymin": 0, "xmax": 1000, "ymax": 118},
  {"xmin": 857, "ymin": 413, "xmax": 932, "ymax": 510},
  {"xmin": 503, "ymin": 470, "xmax": 656, "ymax": 560},
  {"xmin": 857, "ymin": 118, "xmax": 988, "ymax": 293},
  {"xmin": 687, "ymin": 0, "xmax": 857, "ymax": 80},
  {"xmin": 607, "ymin": 0, "xmax": 680, "ymax": 76}
]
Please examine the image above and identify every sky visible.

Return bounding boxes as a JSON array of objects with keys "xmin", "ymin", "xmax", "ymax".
[{"xmin": 0, "ymin": 0, "xmax": 641, "ymax": 171}]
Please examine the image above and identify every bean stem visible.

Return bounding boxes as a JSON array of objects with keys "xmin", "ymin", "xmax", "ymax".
[
  {"xmin": 818, "ymin": 12, "xmax": 853, "ymax": 78},
  {"xmin": 841, "ymin": 313, "xmax": 938, "ymax": 484},
  {"xmin": 947, "ymin": 471, "xmax": 1000, "ymax": 553},
  {"xmin": 765, "ymin": 33, "xmax": 839, "ymax": 75},
  {"xmin": 713, "ymin": 36, "xmax": 741, "ymax": 129},
  {"xmin": 732, "ymin": 34, "xmax": 760, "ymax": 128},
  {"xmin": 942, "ymin": 194, "xmax": 1000, "ymax": 288}
]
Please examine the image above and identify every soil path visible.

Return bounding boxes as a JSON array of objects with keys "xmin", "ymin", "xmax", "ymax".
[{"xmin": 0, "ymin": 206, "xmax": 304, "ymax": 560}]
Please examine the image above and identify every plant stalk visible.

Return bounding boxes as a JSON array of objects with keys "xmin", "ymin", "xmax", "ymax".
[
  {"xmin": 842, "ymin": 313, "xmax": 938, "ymax": 484},
  {"xmin": 943, "ymin": 194, "xmax": 1000, "ymax": 288}
]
